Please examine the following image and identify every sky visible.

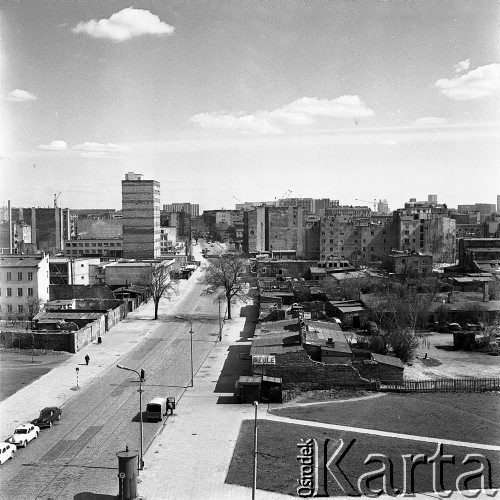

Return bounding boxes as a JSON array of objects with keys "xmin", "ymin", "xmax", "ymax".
[{"xmin": 1, "ymin": 0, "xmax": 499, "ymax": 212}]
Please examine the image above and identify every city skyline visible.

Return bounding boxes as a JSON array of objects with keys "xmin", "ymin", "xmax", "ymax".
[{"xmin": 1, "ymin": 1, "xmax": 499, "ymax": 210}]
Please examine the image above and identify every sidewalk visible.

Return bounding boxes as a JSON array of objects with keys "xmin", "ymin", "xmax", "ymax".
[
  {"xmin": 0, "ymin": 275, "xmax": 195, "ymax": 439},
  {"xmin": 138, "ymin": 300, "xmax": 293, "ymax": 500}
]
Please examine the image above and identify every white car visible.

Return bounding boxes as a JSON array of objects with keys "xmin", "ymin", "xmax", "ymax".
[
  {"xmin": 0, "ymin": 442, "xmax": 16, "ymax": 464},
  {"xmin": 12, "ymin": 424, "xmax": 39, "ymax": 448}
]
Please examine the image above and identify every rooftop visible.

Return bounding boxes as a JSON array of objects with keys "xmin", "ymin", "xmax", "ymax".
[{"xmin": 0, "ymin": 255, "xmax": 46, "ymax": 268}]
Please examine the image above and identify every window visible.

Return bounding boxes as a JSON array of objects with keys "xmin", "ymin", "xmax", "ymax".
[
  {"xmin": 28, "ymin": 288, "xmax": 33, "ymax": 297},
  {"xmin": 18, "ymin": 272, "xmax": 22, "ymax": 280},
  {"xmin": 28, "ymin": 272, "xmax": 33, "ymax": 281},
  {"xmin": 6, "ymin": 272, "xmax": 11, "ymax": 281},
  {"xmin": 85, "ymin": 243, "xmax": 90, "ymax": 247},
  {"xmin": 18, "ymin": 305, "xmax": 23, "ymax": 313},
  {"xmin": 7, "ymin": 305, "xmax": 12, "ymax": 313},
  {"xmin": 72, "ymin": 243, "xmax": 77, "ymax": 247},
  {"xmin": 17, "ymin": 288, "xmax": 23, "ymax": 297},
  {"xmin": 7, "ymin": 288, "xmax": 12, "ymax": 297}
]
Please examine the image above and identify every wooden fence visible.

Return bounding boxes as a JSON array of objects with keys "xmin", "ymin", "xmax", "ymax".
[{"xmin": 381, "ymin": 378, "xmax": 500, "ymax": 393}]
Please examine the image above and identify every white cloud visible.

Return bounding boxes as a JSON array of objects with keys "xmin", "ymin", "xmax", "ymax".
[
  {"xmin": 281, "ymin": 96, "xmax": 375, "ymax": 120},
  {"xmin": 6, "ymin": 89, "xmax": 37, "ymax": 102},
  {"xmin": 72, "ymin": 7, "xmax": 175, "ymax": 42},
  {"xmin": 38, "ymin": 140, "xmax": 68, "ymax": 151},
  {"xmin": 72, "ymin": 142, "xmax": 130, "ymax": 157},
  {"xmin": 380, "ymin": 139, "xmax": 398, "ymax": 146},
  {"xmin": 454, "ymin": 59, "xmax": 470, "ymax": 73},
  {"xmin": 190, "ymin": 112, "xmax": 283, "ymax": 135},
  {"xmin": 413, "ymin": 117, "xmax": 448, "ymax": 127},
  {"xmin": 435, "ymin": 63, "xmax": 500, "ymax": 100},
  {"xmin": 190, "ymin": 95, "xmax": 374, "ymax": 135}
]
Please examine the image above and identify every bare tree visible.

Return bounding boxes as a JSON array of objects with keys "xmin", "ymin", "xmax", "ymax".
[
  {"xmin": 202, "ymin": 253, "xmax": 248, "ymax": 319},
  {"xmin": 26, "ymin": 297, "xmax": 43, "ymax": 329},
  {"xmin": 143, "ymin": 264, "xmax": 178, "ymax": 320}
]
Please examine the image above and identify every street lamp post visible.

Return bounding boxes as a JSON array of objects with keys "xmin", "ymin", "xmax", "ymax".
[
  {"xmin": 117, "ymin": 364, "xmax": 144, "ymax": 473},
  {"xmin": 175, "ymin": 316, "xmax": 194, "ymax": 387},
  {"xmin": 252, "ymin": 401, "xmax": 259, "ymax": 500},
  {"xmin": 75, "ymin": 367, "xmax": 79, "ymax": 388}
]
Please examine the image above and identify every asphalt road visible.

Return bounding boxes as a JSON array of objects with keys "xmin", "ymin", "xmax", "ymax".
[{"xmin": 0, "ymin": 271, "xmax": 223, "ymax": 499}]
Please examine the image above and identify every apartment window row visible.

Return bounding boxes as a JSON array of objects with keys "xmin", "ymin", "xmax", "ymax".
[
  {"xmin": 1, "ymin": 304, "xmax": 24, "ymax": 314},
  {"xmin": 0, "ymin": 287, "xmax": 34, "ymax": 297},
  {"xmin": 4, "ymin": 271, "xmax": 33, "ymax": 281}
]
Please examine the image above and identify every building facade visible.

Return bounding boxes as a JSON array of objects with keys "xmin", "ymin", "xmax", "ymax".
[
  {"xmin": 122, "ymin": 172, "xmax": 161, "ymax": 259},
  {"xmin": 0, "ymin": 254, "xmax": 50, "ymax": 319},
  {"xmin": 64, "ymin": 238, "xmax": 123, "ymax": 258}
]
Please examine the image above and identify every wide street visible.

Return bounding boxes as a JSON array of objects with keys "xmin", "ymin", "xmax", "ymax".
[{"xmin": 0, "ymin": 252, "xmax": 224, "ymax": 499}]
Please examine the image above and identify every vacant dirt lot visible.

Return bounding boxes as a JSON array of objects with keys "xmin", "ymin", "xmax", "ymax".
[
  {"xmin": 404, "ymin": 332, "xmax": 500, "ymax": 380},
  {"xmin": 0, "ymin": 349, "xmax": 70, "ymax": 402}
]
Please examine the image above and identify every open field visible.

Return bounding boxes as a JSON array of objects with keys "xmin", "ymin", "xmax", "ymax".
[
  {"xmin": 0, "ymin": 349, "xmax": 71, "ymax": 402},
  {"xmin": 226, "ymin": 419, "xmax": 500, "ymax": 497},
  {"xmin": 273, "ymin": 392, "xmax": 500, "ymax": 445}
]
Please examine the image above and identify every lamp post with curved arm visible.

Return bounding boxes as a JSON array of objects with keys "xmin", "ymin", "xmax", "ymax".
[
  {"xmin": 175, "ymin": 316, "xmax": 194, "ymax": 387},
  {"xmin": 117, "ymin": 364, "xmax": 144, "ymax": 472}
]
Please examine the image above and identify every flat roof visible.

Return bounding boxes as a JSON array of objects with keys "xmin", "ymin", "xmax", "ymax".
[{"xmin": 35, "ymin": 311, "xmax": 102, "ymax": 320}]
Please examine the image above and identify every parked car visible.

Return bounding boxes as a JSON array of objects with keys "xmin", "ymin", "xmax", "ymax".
[
  {"xmin": 30, "ymin": 407, "xmax": 62, "ymax": 429},
  {"xmin": 12, "ymin": 424, "xmax": 39, "ymax": 448},
  {"xmin": 437, "ymin": 322, "xmax": 462, "ymax": 333},
  {"xmin": 0, "ymin": 442, "xmax": 16, "ymax": 464}
]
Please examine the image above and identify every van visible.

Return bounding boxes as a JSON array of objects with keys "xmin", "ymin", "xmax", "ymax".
[{"xmin": 145, "ymin": 398, "xmax": 167, "ymax": 421}]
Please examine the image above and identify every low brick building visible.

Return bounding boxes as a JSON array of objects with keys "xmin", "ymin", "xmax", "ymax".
[{"xmin": 386, "ymin": 250, "xmax": 433, "ymax": 276}]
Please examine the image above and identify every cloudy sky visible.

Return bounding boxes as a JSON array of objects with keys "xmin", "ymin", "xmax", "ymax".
[{"xmin": 1, "ymin": 1, "xmax": 499, "ymax": 211}]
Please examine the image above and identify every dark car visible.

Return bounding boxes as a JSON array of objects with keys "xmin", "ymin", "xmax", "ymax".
[
  {"xmin": 30, "ymin": 407, "xmax": 62, "ymax": 429},
  {"xmin": 437, "ymin": 322, "xmax": 462, "ymax": 333}
]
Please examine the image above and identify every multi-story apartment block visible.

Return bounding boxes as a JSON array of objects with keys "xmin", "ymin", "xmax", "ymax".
[
  {"xmin": 457, "ymin": 203, "xmax": 497, "ymax": 222},
  {"xmin": 278, "ymin": 198, "xmax": 315, "ymax": 213},
  {"xmin": 122, "ymin": 172, "xmax": 161, "ymax": 259},
  {"xmin": 161, "ymin": 210, "xmax": 191, "ymax": 241},
  {"xmin": 0, "ymin": 254, "xmax": 50, "ymax": 319},
  {"xmin": 64, "ymin": 238, "xmax": 123, "ymax": 258},
  {"xmin": 325, "ymin": 205, "xmax": 372, "ymax": 220},
  {"xmin": 243, "ymin": 206, "xmax": 266, "ymax": 254},
  {"xmin": 162, "ymin": 203, "xmax": 199, "ymax": 217},
  {"xmin": 319, "ymin": 216, "xmax": 395, "ymax": 264}
]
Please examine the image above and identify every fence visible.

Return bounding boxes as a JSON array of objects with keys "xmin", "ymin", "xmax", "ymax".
[{"xmin": 381, "ymin": 378, "xmax": 500, "ymax": 393}]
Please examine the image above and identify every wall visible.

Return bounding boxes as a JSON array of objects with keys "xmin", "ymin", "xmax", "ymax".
[
  {"xmin": 253, "ymin": 350, "xmax": 376, "ymax": 390},
  {"xmin": 1, "ymin": 301, "xmax": 128, "ymax": 353}
]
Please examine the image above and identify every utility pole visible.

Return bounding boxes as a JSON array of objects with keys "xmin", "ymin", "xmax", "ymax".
[{"xmin": 252, "ymin": 401, "xmax": 259, "ymax": 500}]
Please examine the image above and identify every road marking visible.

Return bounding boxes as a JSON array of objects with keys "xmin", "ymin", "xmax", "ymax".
[{"xmin": 264, "ymin": 414, "xmax": 500, "ymax": 452}]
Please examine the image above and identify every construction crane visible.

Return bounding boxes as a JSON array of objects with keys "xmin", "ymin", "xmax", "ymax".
[
  {"xmin": 355, "ymin": 198, "xmax": 377, "ymax": 211},
  {"xmin": 54, "ymin": 192, "xmax": 61, "ymax": 208},
  {"xmin": 275, "ymin": 189, "xmax": 292, "ymax": 207}
]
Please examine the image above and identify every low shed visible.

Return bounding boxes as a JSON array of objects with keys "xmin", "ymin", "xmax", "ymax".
[{"xmin": 371, "ymin": 353, "xmax": 404, "ymax": 382}]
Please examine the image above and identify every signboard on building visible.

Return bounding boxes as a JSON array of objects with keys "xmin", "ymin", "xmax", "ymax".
[
  {"xmin": 252, "ymin": 355, "xmax": 276, "ymax": 365},
  {"xmin": 303, "ymin": 312, "xmax": 311, "ymax": 319}
]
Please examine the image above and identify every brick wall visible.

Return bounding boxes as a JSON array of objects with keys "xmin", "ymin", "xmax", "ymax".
[
  {"xmin": 253, "ymin": 350, "xmax": 376, "ymax": 390},
  {"xmin": 1, "ymin": 331, "xmax": 73, "ymax": 352}
]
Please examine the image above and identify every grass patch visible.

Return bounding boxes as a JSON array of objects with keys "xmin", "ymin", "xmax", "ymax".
[
  {"xmin": 273, "ymin": 392, "xmax": 500, "ymax": 445},
  {"xmin": 226, "ymin": 419, "xmax": 500, "ymax": 497}
]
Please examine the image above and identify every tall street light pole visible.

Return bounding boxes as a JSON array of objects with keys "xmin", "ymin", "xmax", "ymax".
[
  {"xmin": 252, "ymin": 401, "xmax": 259, "ymax": 500},
  {"xmin": 117, "ymin": 364, "xmax": 144, "ymax": 473},
  {"xmin": 175, "ymin": 316, "xmax": 194, "ymax": 387}
]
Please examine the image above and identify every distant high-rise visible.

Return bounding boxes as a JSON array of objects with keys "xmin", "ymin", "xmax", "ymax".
[
  {"xmin": 377, "ymin": 199, "xmax": 389, "ymax": 215},
  {"xmin": 162, "ymin": 203, "xmax": 199, "ymax": 217},
  {"xmin": 122, "ymin": 172, "xmax": 160, "ymax": 259},
  {"xmin": 428, "ymin": 194, "xmax": 438, "ymax": 204}
]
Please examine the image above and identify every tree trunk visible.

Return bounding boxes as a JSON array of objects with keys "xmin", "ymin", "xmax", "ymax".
[
  {"xmin": 154, "ymin": 299, "xmax": 159, "ymax": 320},
  {"xmin": 226, "ymin": 293, "xmax": 231, "ymax": 319}
]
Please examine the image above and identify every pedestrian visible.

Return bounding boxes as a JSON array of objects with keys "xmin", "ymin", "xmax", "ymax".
[
  {"xmin": 166, "ymin": 400, "xmax": 174, "ymax": 416},
  {"xmin": 85, "ymin": 354, "xmax": 90, "ymax": 365}
]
